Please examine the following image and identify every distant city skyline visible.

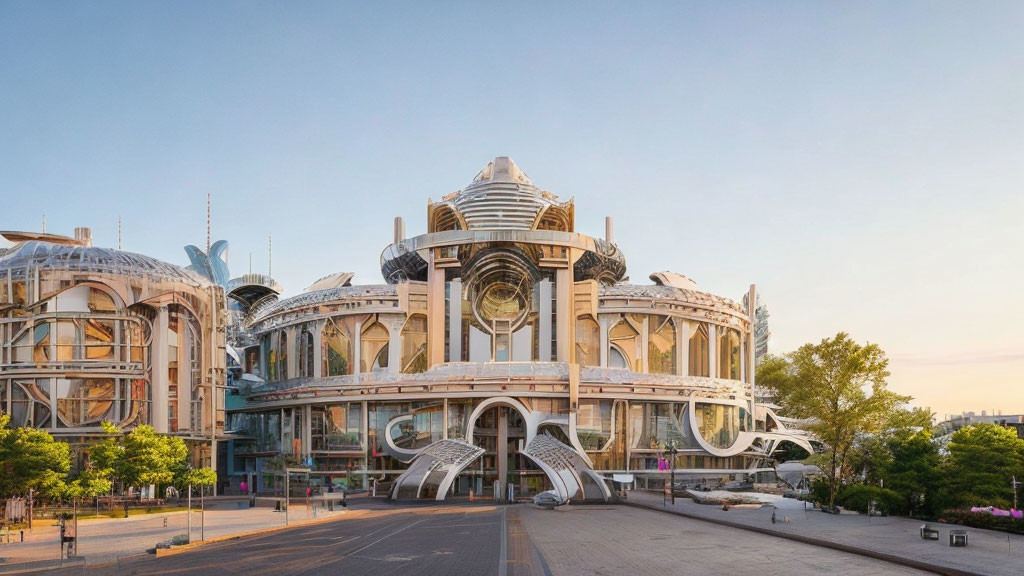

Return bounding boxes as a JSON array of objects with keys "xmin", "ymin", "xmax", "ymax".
[{"xmin": 2, "ymin": 2, "xmax": 1021, "ymax": 416}]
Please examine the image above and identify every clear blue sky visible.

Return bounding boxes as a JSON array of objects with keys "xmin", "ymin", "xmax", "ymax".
[{"xmin": 2, "ymin": 2, "xmax": 1022, "ymax": 416}]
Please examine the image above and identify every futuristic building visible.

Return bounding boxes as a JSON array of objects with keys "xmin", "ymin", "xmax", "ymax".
[
  {"xmin": 0, "ymin": 228, "xmax": 227, "ymax": 470},
  {"xmin": 224, "ymin": 157, "xmax": 812, "ymax": 501}
]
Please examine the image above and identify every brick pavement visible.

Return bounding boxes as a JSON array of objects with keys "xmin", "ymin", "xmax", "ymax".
[{"xmin": 627, "ymin": 491, "xmax": 1024, "ymax": 576}]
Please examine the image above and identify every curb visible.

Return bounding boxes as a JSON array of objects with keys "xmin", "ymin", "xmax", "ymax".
[
  {"xmin": 625, "ymin": 501, "xmax": 982, "ymax": 576},
  {"xmin": 154, "ymin": 509, "xmax": 364, "ymax": 558}
]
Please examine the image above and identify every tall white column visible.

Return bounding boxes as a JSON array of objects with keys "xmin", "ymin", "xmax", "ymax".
[
  {"xmin": 599, "ymin": 315, "xmax": 610, "ymax": 367},
  {"xmin": 177, "ymin": 315, "xmax": 190, "ymax": 432},
  {"xmin": 538, "ymin": 280, "xmax": 552, "ymax": 362},
  {"xmin": 312, "ymin": 320, "xmax": 324, "ymax": 378},
  {"xmin": 383, "ymin": 315, "xmax": 404, "ymax": 374},
  {"xmin": 447, "ymin": 280, "xmax": 462, "ymax": 362},
  {"xmin": 640, "ymin": 315, "xmax": 649, "ymax": 374},
  {"xmin": 353, "ymin": 321, "xmax": 363, "ymax": 376},
  {"xmin": 708, "ymin": 324, "xmax": 718, "ymax": 379},
  {"xmin": 555, "ymin": 269, "xmax": 572, "ymax": 362}
]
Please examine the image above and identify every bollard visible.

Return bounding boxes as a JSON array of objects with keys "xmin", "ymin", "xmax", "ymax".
[{"xmin": 163, "ymin": 517, "xmax": 168, "ymax": 528}]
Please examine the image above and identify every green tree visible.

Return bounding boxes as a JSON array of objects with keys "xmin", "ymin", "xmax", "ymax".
[
  {"xmin": 176, "ymin": 467, "xmax": 217, "ymax": 492},
  {"xmin": 107, "ymin": 424, "xmax": 188, "ymax": 490},
  {"xmin": 756, "ymin": 333, "xmax": 909, "ymax": 511},
  {"xmin": 946, "ymin": 423, "xmax": 1024, "ymax": 509},
  {"xmin": 0, "ymin": 414, "xmax": 71, "ymax": 499},
  {"xmin": 883, "ymin": 429, "xmax": 944, "ymax": 517}
]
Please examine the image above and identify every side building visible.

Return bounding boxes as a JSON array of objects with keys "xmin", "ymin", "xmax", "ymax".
[
  {"xmin": 0, "ymin": 229, "xmax": 227, "ymax": 473},
  {"xmin": 223, "ymin": 157, "xmax": 812, "ymax": 501}
]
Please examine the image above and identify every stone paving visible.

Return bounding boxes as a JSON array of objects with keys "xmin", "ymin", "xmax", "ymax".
[
  {"xmin": 519, "ymin": 504, "xmax": 931, "ymax": 575},
  {"xmin": 0, "ymin": 497, "xmax": 355, "ymax": 573},
  {"xmin": 628, "ymin": 491, "xmax": 1024, "ymax": 576}
]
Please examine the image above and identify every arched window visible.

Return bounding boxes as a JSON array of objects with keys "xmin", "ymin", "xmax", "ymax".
[
  {"xmin": 609, "ymin": 345, "xmax": 628, "ymax": 369},
  {"xmin": 360, "ymin": 318, "xmax": 389, "ymax": 373},
  {"xmin": 299, "ymin": 328, "xmax": 314, "ymax": 378},
  {"xmin": 322, "ymin": 317, "xmax": 356, "ymax": 377},
  {"xmin": 277, "ymin": 330, "xmax": 288, "ymax": 381},
  {"xmin": 609, "ymin": 317, "xmax": 640, "ymax": 371},
  {"xmin": 400, "ymin": 315, "xmax": 427, "ymax": 374},
  {"xmin": 648, "ymin": 315, "xmax": 676, "ymax": 375},
  {"xmin": 689, "ymin": 323, "xmax": 709, "ymax": 377},
  {"xmin": 575, "ymin": 316, "xmax": 600, "ymax": 367}
]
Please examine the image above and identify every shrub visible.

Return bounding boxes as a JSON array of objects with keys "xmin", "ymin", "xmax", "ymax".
[
  {"xmin": 939, "ymin": 511, "xmax": 1024, "ymax": 535},
  {"xmin": 837, "ymin": 484, "xmax": 902, "ymax": 515}
]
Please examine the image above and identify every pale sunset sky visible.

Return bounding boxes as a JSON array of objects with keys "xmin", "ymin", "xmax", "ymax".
[{"xmin": 2, "ymin": 2, "xmax": 1021, "ymax": 418}]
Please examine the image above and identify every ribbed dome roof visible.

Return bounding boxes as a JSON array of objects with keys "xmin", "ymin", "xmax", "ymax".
[
  {"xmin": 447, "ymin": 157, "xmax": 561, "ymax": 230},
  {"xmin": 0, "ymin": 241, "xmax": 213, "ymax": 286}
]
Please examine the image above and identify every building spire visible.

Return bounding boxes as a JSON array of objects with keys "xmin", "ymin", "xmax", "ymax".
[{"xmin": 41, "ymin": 214, "xmax": 46, "ymax": 233}]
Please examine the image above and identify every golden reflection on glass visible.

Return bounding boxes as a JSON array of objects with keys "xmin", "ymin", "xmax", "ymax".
[
  {"xmin": 400, "ymin": 314, "xmax": 427, "ymax": 373},
  {"xmin": 648, "ymin": 315, "xmax": 676, "ymax": 375},
  {"xmin": 718, "ymin": 328, "xmax": 741, "ymax": 380},
  {"xmin": 688, "ymin": 323, "xmax": 709, "ymax": 377}
]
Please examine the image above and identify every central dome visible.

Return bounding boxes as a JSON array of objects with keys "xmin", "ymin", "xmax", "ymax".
[{"xmin": 448, "ymin": 157, "xmax": 561, "ymax": 231}]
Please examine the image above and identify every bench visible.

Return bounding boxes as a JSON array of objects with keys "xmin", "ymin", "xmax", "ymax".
[{"xmin": 920, "ymin": 524, "xmax": 939, "ymax": 540}]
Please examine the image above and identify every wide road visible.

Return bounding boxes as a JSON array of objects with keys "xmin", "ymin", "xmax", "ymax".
[
  {"xmin": 38, "ymin": 502, "xmax": 932, "ymax": 576},
  {"xmin": 41, "ymin": 503, "xmax": 547, "ymax": 576}
]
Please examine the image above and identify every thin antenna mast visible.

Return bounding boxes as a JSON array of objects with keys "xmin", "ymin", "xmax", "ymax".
[
  {"xmin": 206, "ymin": 193, "xmax": 211, "ymax": 253},
  {"xmin": 118, "ymin": 216, "xmax": 122, "ymax": 250},
  {"xmin": 268, "ymin": 234, "xmax": 272, "ymax": 277},
  {"xmin": 42, "ymin": 214, "xmax": 46, "ymax": 233}
]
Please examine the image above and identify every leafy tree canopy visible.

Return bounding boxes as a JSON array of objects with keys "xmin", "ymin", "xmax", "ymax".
[
  {"xmin": 946, "ymin": 423, "xmax": 1024, "ymax": 509},
  {"xmin": 756, "ymin": 332, "xmax": 910, "ymax": 510},
  {"xmin": 0, "ymin": 414, "xmax": 71, "ymax": 499}
]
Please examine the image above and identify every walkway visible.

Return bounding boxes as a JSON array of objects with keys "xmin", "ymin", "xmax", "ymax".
[
  {"xmin": 627, "ymin": 491, "xmax": 1024, "ymax": 576},
  {"xmin": 0, "ymin": 497, "xmax": 354, "ymax": 573}
]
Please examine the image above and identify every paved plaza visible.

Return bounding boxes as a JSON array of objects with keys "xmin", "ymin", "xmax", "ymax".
[
  {"xmin": 518, "ymin": 504, "xmax": 930, "ymax": 576},
  {"xmin": 627, "ymin": 491, "xmax": 1024, "ymax": 576},
  {"xmin": 3, "ymin": 495, "xmax": 1023, "ymax": 575}
]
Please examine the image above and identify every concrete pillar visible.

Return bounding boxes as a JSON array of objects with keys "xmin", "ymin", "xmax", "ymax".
[
  {"xmin": 353, "ymin": 321, "xmax": 363, "ymax": 376},
  {"xmin": 177, "ymin": 316, "xmax": 190, "ymax": 432},
  {"xmin": 303, "ymin": 405, "xmax": 312, "ymax": 456},
  {"xmin": 538, "ymin": 279, "xmax": 552, "ymax": 362},
  {"xmin": 426, "ymin": 255, "xmax": 446, "ymax": 367},
  {"xmin": 447, "ymin": 280, "xmax": 462, "ymax": 362},
  {"xmin": 497, "ymin": 408, "xmax": 508, "ymax": 501},
  {"xmin": 708, "ymin": 324, "xmax": 718, "ymax": 379},
  {"xmin": 599, "ymin": 315, "xmax": 610, "ymax": 367},
  {"xmin": 312, "ymin": 320, "xmax": 324, "ymax": 378},
  {"xmin": 605, "ymin": 217, "xmax": 614, "ymax": 243},
  {"xmin": 640, "ymin": 315, "xmax": 649, "ymax": 374},
  {"xmin": 287, "ymin": 327, "xmax": 298, "ymax": 380},
  {"xmin": 677, "ymin": 319, "xmax": 690, "ymax": 376},
  {"xmin": 555, "ymin": 268, "xmax": 572, "ymax": 362},
  {"xmin": 383, "ymin": 315, "xmax": 404, "ymax": 374}
]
